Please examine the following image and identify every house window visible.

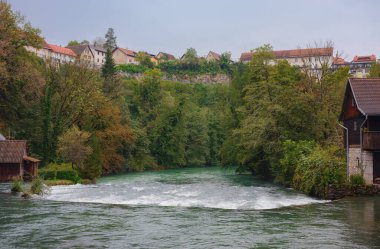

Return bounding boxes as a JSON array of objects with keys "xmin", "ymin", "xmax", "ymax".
[{"xmin": 354, "ymin": 121, "xmax": 357, "ymax": 131}]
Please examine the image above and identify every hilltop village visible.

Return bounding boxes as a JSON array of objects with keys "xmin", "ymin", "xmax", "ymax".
[{"xmin": 26, "ymin": 38, "xmax": 379, "ymax": 80}]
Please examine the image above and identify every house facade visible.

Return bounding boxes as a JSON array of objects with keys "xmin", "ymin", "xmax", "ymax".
[
  {"xmin": 67, "ymin": 45, "xmax": 94, "ymax": 65},
  {"xmin": 340, "ymin": 78, "xmax": 380, "ymax": 184},
  {"xmin": 349, "ymin": 55, "xmax": 376, "ymax": 78},
  {"xmin": 332, "ymin": 56, "xmax": 350, "ymax": 70},
  {"xmin": 25, "ymin": 41, "xmax": 51, "ymax": 59},
  {"xmin": 90, "ymin": 45, "xmax": 106, "ymax": 67},
  {"xmin": 0, "ymin": 140, "xmax": 40, "ymax": 181},
  {"xmin": 26, "ymin": 42, "xmax": 76, "ymax": 64},
  {"xmin": 112, "ymin": 47, "xmax": 138, "ymax": 65},
  {"xmin": 47, "ymin": 44, "xmax": 76, "ymax": 64},
  {"xmin": 240, "ymin": 47, "xmax": 334, "ymax": 69},
  {"xmin": 156, "ymin": 52, "xmax": 176, "ymax": 61},
  {"xmin": 206, "ymin": 51, "xmax": 221, "ymax": 62}
]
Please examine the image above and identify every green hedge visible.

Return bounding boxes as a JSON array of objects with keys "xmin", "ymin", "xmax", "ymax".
[{"xmin": 40, "ymin": 164, "xmax": 81, "ymax": 184}]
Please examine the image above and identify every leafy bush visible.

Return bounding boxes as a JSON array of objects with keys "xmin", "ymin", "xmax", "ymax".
[
  {"xmin": 116, "ymin": 64, "xmax": 148, "ymax": 74},
  {"xmin": 30, "ymin": 177, "xmax": 50, "ymax": 196},
  {"xmin": 292, "ymin": 145, "xmax": 346, "ymax": 197},
  {"xmin": 56, "ymin": 170, "xmax": 80, "ymax": 183},
  {"xmin": 274, "ymin": 140, "xmax": 315, "ymax": 186},
  {"xmin": 350, "ymin": 174, "xmax": 365, "ymax": 186},
  {"xmin": 39, "ymin": 163, "xmax": 80, "ymax": 183},
  {"xmin": 11, "ymin": 180, "xmax": 24, "ymax": 193}
]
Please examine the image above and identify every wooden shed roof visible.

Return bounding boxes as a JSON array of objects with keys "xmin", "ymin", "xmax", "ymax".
[
  {"xmin": 0, "ymin": 140, "xmax": 27, "ymax": 164},
  {"xmin": 348, "ymin": 78, "xmax": 380, "ymax": 116}
]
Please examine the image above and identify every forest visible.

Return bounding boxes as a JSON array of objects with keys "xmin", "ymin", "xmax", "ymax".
[{"xmin": 2, "ymin": 1, "xmax": 373, "ymax": 197}]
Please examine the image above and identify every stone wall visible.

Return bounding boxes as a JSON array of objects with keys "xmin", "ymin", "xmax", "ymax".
[
  {"xmin": 348, "ymin": 147, "xmax": 373, "ymax": 184},
  {"xmin": 120, "ymin": 72, "xmax": 231, "ymax": 85},
  {"xmin": 164, "ymin": 73, "xmax": 230, "ymax": 85},
  {"xmin": 326, "ymin": 184, "xmax": 380, "ymax": 200}
]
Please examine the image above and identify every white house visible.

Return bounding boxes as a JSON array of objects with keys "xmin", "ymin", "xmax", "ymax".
[
  {"xmin": 26, "ymin": 41, "xmax": 76, "ymax": 64},
  {"xmin": 240, "ymin": 47, "xmax": 334, "ymax": 69},
  {"xmin": 90, "ymin": 45, "xmax": 107, "ymax": 67}
]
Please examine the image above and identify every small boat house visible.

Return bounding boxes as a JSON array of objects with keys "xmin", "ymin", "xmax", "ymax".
[
  {"xmin": 339, "ymin": 78, "xmax": 380, "ymax": 184},
  {"xmin": 0, "ymin": 139, "xmax": 40, "ymax": 181}
]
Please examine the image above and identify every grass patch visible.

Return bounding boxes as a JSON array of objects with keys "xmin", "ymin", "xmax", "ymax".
[
  {"xmin": 30, "ymin": 177, "xmax": 50, "ymax": 195},
  {"xmin": 11, "ymin": 179, "xmax": 24, "ymax": 193},
  {"xmin": 350, "ymin": 174, "xmax": 365, "ymax": 186}
]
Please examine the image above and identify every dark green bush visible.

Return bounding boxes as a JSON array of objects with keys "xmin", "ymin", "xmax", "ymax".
[
  {"xmin": 40, "ymin": 170, "xmax": 56, "ymax": 180},
  {"xmin": 350, "ymin": 174, "xmax": 365, "ymax": 186},
  {"xmin": 56, "ymin": 170, "xmax": 80, "ymax": 183},
  {"xmin": 290, "ymin": 143, "xmax": 346, "ymax": 198},
  {"xmin": 116, "ymin": 64, "xmax": 148, "ymax": 74},
  {"xmin": 39, "ymin": 163, "xmax": 80, "ymax": 184}
]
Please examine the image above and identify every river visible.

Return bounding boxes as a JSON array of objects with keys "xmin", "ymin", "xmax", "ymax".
[{"xmin": 0, "ymin": 167, "xmax": 379, "ymax": 248}]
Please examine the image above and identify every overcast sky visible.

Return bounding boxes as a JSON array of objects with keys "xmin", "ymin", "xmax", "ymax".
[{"xmin": 8, "ymin": 0, "xmax": 380, "ymax": 60}]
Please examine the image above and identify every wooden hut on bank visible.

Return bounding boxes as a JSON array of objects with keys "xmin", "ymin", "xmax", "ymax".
[
  {"xmin": 339, "ymin": 78, "xmax": 380, "ymax": 185},
  {"xmin": 0, "ymin": 140, "xmax": 40, "ymax": 181}
]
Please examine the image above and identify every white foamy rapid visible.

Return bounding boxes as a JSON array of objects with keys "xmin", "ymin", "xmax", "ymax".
[{"xmin": 43, "ymin": 168, "xmax": 327, "ymax": 210}]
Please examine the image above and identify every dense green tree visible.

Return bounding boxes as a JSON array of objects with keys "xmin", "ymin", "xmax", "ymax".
[
  {"xmin": 0, "ymin": 1, "xmax": 44, "ymax": 137},
  {"xmin": 41, "ymin": 62, "xmax": 103, "ymax": 163},
  {"xmin": 67, "ymin": 40, "xmax": 80, "ymax": 46},
  {"xmin": 369, "ymin": 62, "xmax": 380, "ymax": 77},
  {"xmin": 182, "ymin": 48, "xmax": 198, "ymax": 62},
  {"xmin": 136, "ymin": 52, "xmax": 154, "ymax": 69},
  {"xmin": 57, "ymin": 125, "xmax": 92, "ymax": 169}
]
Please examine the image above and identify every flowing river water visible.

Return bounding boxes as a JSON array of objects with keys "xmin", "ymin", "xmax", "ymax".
[{"xmin": 0, "ymin": 167, "xmax": 380, "ymax": 248}]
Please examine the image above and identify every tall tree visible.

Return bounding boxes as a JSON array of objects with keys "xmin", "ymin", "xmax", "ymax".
[
  {"xmin": 67, "ymin": 40, "xmax": 80, "ymax": 46},
  {"xmin": 182, "ymin": 48, "xmax": 198, "ymax": 62},
  {"xmin": 0, "ymin": 1, "xmax": 44, "ymax": 143},
  {"xmin": 104, "ymin": 28, "xmax": 117, "ymax": 51},
  {"xmin": 57, "ymin": 125, "xmax": 93, "ymax": 169}
]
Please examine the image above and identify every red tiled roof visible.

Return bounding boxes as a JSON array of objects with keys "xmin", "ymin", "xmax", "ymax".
[
  {"xmin": 0, "ymin": 140, "xmax": 26, "ymax": 163},
  {"xmin": 117, "ymin": 47, "xmax": 137, "ymax": 57},
  {"xmin": 157, "ymin": 52, "xmax": 176, "ymax": 60},
  {"xmin": 333, "ymin": 56, "xmax": 347, "ymax": 65},
  {"xmin": 352, "ymin": 55, "xmax": 376, "ymax": 63},
  {"xmin": 48, "ymin": 44, "xmax": 76, "ymax": 57},
  {"xmin": 208, "ymin": 51, "xmax": 221, "ymax": 60},
  {"xmin": 240, "ymin": 52, "xmax": 253, "ymax": 62},
  {"xmin": 240, "ymin": 47, "xmax": 333, "ymax": 62},
  {"xmin": 349, "ymin": 78, "xmax": 380, "ymax": 115}
]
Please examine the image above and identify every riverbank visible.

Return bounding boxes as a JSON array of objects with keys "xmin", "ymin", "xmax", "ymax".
[{"xmin": 327, "ymin": 184, "xmax": 380, "ymax": 200}]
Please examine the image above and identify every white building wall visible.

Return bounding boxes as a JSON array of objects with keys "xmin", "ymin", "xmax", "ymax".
[
  {"xmin": 91, "ymin": 47, "xmax": 106, "ymax": 67},
  {"xmin": 348, "ymin": 147, "xmax": 373, "ymax": 184}
]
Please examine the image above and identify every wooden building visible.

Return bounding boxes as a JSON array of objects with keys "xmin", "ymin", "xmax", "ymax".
[
  {"xmin": 339, "ymin": 78, "xmax": 380, "ymax": 184},
  {"xmin": 0, "ymin": 140, "xmax": 40, "ymax": 181}
]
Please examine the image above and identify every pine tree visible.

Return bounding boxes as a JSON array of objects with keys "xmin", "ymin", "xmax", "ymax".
[{"xmin": 104, "ymin": 28, "xmax": 117, "ymax": 51}]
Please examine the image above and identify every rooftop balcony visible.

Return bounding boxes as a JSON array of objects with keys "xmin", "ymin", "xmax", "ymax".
[{"xmin": 363, "ymin": 131, "xmax": 380, "ymax": 150}]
